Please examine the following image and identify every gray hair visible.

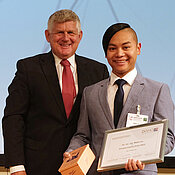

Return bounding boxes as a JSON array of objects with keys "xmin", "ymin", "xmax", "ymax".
[{"xmin": 47, "ymin": 9, "xmax": 81, "ymax": 33}]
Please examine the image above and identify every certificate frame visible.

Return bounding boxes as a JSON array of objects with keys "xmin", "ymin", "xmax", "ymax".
[{"xmin": 97, "ymin": 119, "xmax": 168, "ymax": 172}]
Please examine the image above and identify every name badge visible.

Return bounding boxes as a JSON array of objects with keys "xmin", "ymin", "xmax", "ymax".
[{"xmin": 126, "ymin": 105, "xmax": 148, "ymax": 127}]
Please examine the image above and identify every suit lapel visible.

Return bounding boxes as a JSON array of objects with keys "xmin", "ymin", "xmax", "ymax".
[
  {"xmin": 75, "ymin": 55, "xmax": 91, "ymax": 94},
  {"xmin": 118, "ymin": 74, "xmax": 145, "ymax": 128},
  {"xmin": 39, "ymin": 52, "xmax": 66, "ymax": 120},
  {"xmin": 68, "ymin": 55, "xmax": 91, "ymax": 120},
  {"xmin": 98, "ymin": 79, "xmax": 114, "ymax": 129}
]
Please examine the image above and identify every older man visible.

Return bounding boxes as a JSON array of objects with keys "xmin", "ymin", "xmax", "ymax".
[{"xmin": 2, "ymin": 9, "xmax": 109, "ymax": 175}]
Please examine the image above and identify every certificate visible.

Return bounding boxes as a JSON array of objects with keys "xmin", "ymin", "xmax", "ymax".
[{"xmin": 97, "ymin": 119, "xmax": 168, "ymax": 172}]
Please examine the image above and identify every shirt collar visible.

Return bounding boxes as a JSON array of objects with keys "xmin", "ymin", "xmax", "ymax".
[
  {"xmin": 52, "ymin": 52, "xmax": 76, "ymax": 68},
  {"xmin": 109, "ymin": 68, "xmax": 137, "ymax": 86}
]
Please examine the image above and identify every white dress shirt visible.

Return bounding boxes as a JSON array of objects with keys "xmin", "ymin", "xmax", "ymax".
[
  {"xmin": 10, "ymin": 53, "xmax": 78, "ymax": 174},
  {"xmin": 107, "ymin": 68, "xmax": 137, "ymax": 120},
  {"xmin": 54, "ymin": 53, "xmax": 78, "ymax": 95}
]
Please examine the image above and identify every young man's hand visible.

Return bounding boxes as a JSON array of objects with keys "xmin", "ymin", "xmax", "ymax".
[{"xmin": 125, "ymin": 159, "xmax": 145, "ymax": 171}]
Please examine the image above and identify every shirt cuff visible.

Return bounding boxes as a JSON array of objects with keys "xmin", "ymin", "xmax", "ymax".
[
  {"xmin": 10, "ymin": 165, "xmax": 25, "ymax": 174},
  {"xmin": 65, "ymin": 148, "xmax": 73, "ymax": 153}
]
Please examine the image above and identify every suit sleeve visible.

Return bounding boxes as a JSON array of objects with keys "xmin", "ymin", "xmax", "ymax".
[
  {"xmin": 154, "ymin": 83, "xmax": 175, "ymax": 155},
  {"xmin": 66, "ymin": 87, "xmax": 91, "ymax": 151},
  {"xmin": 2, "ymin": 60, "xmax": 29, "ymax": 167}
]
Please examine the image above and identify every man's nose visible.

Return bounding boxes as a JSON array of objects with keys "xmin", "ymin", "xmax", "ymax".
[
  {"xmin": 62, "ymin": 32, "xmax": 69, "ymax": 40},
  {"xmin": 116, "ymin": 48, "xmax": 125, "ymax": 57}
]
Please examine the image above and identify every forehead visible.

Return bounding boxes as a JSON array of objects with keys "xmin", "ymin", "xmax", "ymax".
[
  {"xmin": 109, "ymin": 28, "xmax": 137, "ymax": 45},
  {"xmin": 50, "ymin": 21, "xmax": 78, "ymax": 31}
]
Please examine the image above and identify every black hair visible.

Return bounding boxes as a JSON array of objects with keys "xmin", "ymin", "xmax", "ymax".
[{"xmin": 102, "ymin": 23, "xmax": 131, "ymax": 56}]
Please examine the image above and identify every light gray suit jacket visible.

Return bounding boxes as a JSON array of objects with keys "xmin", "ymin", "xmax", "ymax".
[{"xmin": 67, "ymin": 74, "xmax": 175, "ymax": 175}]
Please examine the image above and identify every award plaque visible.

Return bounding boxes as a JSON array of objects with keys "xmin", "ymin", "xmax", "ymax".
[
  {"xmin": 97, "ymin": 119, "xmax": 168, "ymax": 172},
  {"xmin": 59, "ymin": 144, "xmax": 95, "ymax": 175}
]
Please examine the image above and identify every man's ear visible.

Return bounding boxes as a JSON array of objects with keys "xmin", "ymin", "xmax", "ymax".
[
  {"xmin": 45, "ymin": 30, "xmax": 50, "ymax": 43},
  {"xmin": 79, "ymin": 30, "xmax": 83, "ymax": 41},
  {"xmin": 137, "ymin": 42, "xmax": 141, "ymax": 55}
]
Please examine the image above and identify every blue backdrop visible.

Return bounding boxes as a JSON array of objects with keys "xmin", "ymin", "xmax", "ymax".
[{"xmin": 0, "ymin": 0, "xmax": 175, "ymax": 157}]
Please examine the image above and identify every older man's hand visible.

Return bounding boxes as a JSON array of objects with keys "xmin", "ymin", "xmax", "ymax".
[{"xmin": 11, "ymin": 171, "xmax": 27, "ymax": 175}]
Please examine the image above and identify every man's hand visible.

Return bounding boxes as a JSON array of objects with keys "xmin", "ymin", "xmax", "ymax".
[
  {"xmin": 125, "ymin": 159, "xmax": 145, "ymax": 171},
  {"xmin": 11, "ymin": 171, "xmax": 27, "ymax": 175},
  {"xmin": 63, "ymin": 152, "xmax": 72, "ymax": 161}
]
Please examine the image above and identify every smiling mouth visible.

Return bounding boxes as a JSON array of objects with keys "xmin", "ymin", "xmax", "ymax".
[
  {"xmin": 113, "ymin": 59, "xmax": 128, "ymax": 63},
  {"xmin": 60, "ymin": 43, "xmax": 71, "ymax": 47}
]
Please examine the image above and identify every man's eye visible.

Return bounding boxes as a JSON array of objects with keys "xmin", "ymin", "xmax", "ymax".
[
  {"xmin": 51, "ymin": 31, "xmax": 64, "ymax": 36},
  {"xmin": 57, "ymin": 31, "xmax": 64, "ymax": 34},
  {"xmin": 123, "ymin": 46, "xmax": 130, "ymax": 49},
  {"xmin": 68, "ymin": 31, "xmax": 75, "ymax": 35},
  {"xmin": 108, "ymin": 47, "xmax": 116, "ymax": 51}
]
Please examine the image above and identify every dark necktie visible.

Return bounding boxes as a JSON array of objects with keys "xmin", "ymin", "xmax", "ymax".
[
  {"xmin": 114, "ymin": 79, "xmax": 127, "ymax": 128},
  {"xmin": 61, "ymin": 59, "xmax": 76, "ymax": 118}
]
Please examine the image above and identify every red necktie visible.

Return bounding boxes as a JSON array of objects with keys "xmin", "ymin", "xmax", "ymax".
[{"xmin": 61, "ymin": 59, "xmax": 76, "ymax": 118}]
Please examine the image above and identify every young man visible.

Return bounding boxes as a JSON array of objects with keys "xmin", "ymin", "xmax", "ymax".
[
  {"xmin": 64, "ymin": 23, "xmax": 175, "ymax": 175},
  {"xmin": 2, "ymin": 9, "xmax": 109, "ymax": 175}
]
